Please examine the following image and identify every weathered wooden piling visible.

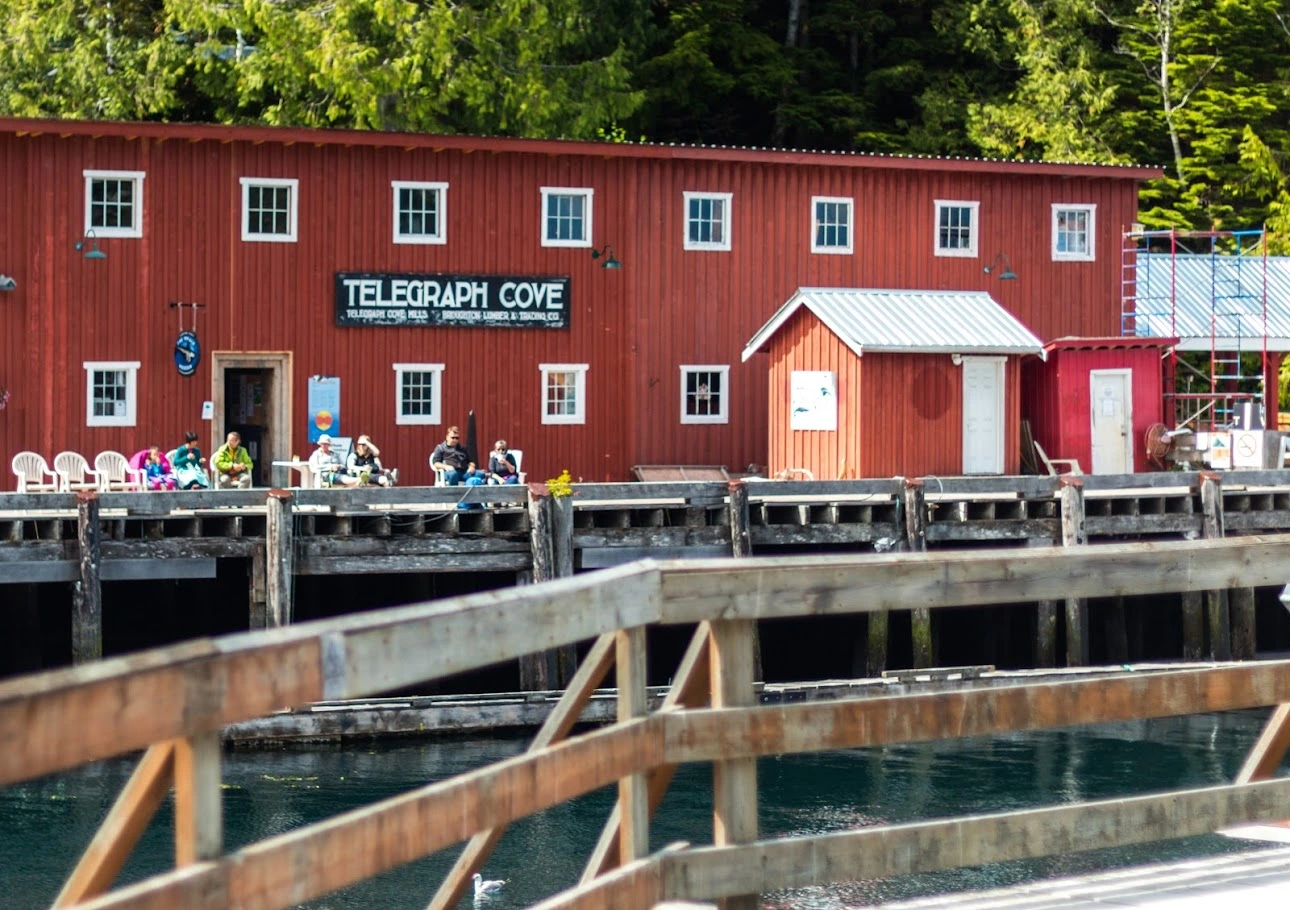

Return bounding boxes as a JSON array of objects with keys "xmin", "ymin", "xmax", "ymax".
[
  {"xmin": 248, "ymin": 550, "xmax": 268, "ymax": 630},
  {"xmin": 1060, "ymin": 478, "xmax": 1087, "ymax": 666},
  {"xmin": 727, "ymin": 481, "xmax": 762, "ymax": 681},
  {"xmin": 72, "ymin": 491, "xmax": 102, "ymax": 665},
  {"xmin": 552, "ymin": 494, "xmax": 578, "ymax": 684},
  {"xmin": 1030, "ymin": 539, "xmax": 1058, "ymax": 668},
  {"xmin": 521, "ymin": 486, "xmax": 576, "ymax": 690},
  {"xmin": 1200, "ymin": 473, "xmax": 1231, "ymax": 661},
  {"xmin": 266, "ymin": 489, "xmax": 294, "ymax": 627},
  {"xmin": 903, "ymin": 480, "xmax": 933, "ymax": 668}
]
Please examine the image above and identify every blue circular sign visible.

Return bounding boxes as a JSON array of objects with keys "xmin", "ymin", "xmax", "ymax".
[{"xmin": 174, "ymin": 331, "xmax": 201, "ymax": 376}]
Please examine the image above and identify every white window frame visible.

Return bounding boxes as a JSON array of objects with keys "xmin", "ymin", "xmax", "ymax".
[
  {"xmin": 683, "ymin": 191, "xmax": 733, "ymax": 251},
  {"xmin": 84, "ymin": 361, "xmax": 140, "ymax": 427},
  {"xmin": 391, "ymin": 181, "xmax": 448, "ymax": 245},
  {"xmin": 240, "ymin": 177, "xmax": 299, "ymax": 243},
  {"xmin": 680, "ymin": 364, "xmax": 730, "ymax": 425},
  {"xmin": 934, "ymin": 199, "xmax": 980, "ymax": 258},
  {"xmin": 1051, "ymin": 203, "xmax": 1096, "ymax": 262},
  {"xmin": 539, "ymin": 187, "xmax": 594, "ymax": 248},
  {"xmin": 540, "ymin": 363, "xmax": 589, "ymax": 425},
  {"xmin": 393, "ymin": 363, "xmax": 445, "ymax": 426},
  {"xmin": 811, "ymin": 196, "xmax": 854, "ymax": 255},
  {"xmin": 83, "ymin": 170, "xmax": 145, "ymax": 239}
]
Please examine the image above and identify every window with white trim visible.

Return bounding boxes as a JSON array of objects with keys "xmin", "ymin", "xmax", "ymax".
[
  {"xmin": 540, "ymin": 187, "xmax": 593, "ymax": 247},
  {"xmin": 683, "ymin": 192, "xmax": 732, "ymax": 251},
  {"xmin": 1052, "ymin": 204, "xmax": 1096, "ymax": 261},
  {"xmin": 84, "ymin": 361, "xmax": 140, "ymax": 427},
  {"xmin": 680, "ymin": 365, "xmax": 730, "ymax": 424},
  {"xmin": 540, "ymin": 363, "xmax": 588, "ymax": 424},
  {"xmin": 934, "ymin": 200, "xmax": 979, "ymax": 257},
  {"xmin": 393, "ymin": 363, "xmax": 444, "ymax": 425},
  {"xmin": 240, "ymin": 177, "xmax": 299, "ymax": 242},
  {"xmin": 811, "ymin": 196, "xmax": 853, "ymax": 254},
  {"xmin": 84, "ymin": 170, "xmax": 145, "ymax": 239},
  {"xmin": 392, "ymin": 181, "xmax": 447, "ymax": 244}
]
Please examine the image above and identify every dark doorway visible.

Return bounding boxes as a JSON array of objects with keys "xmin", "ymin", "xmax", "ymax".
[{"xmin": 224, "ymin": 368, "xmax": 275, "ymax": 486}]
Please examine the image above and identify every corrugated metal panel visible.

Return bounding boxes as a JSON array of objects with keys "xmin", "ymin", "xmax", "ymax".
[
  {"xmin": 1132, "ymin": 254, "xmax": 1290, "ymax": 347},
  {"xmin": 745, "ymin": 288, "xmax": 1045, "ymax": 358}
]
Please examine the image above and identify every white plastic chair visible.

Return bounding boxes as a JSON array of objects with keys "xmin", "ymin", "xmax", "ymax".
[
  {"xmin": 53, "ymin": 451, "xmax": 103, "ymax": 492},
  {"xmin": 95, "ymin": 451, "xmax": 144, "ymax": 492},
  {"xmin": 505, "ymin": 449, "xmax": 527, "ymax": 484},
  {"xmin": 11, "ymin": 451, "xmax": 58, "ymax": 492}
]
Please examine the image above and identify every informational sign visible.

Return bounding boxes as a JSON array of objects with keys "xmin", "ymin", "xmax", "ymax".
[
  {"xmin": 307, "ymin": 376, "xmax": 341, "ymax": 443},
  {"xmin": 174, "ymin": 330, "xmax": 201, "ymax": 376},
  {"xmin": 1201, "ymin": 432, "xmax": 1232, "ymax": 470},
  {"xmin": 790, "ymin": 370, "xmax": 837, "ymax": 431},
  {"xmin": 335, "ymin": 273, "xmax": 570, "ymax": 328},
  {"xmin": 201, "ymin": 401, "xmax": 214, "ymax": 421},
  {"xmin": 1232, "ymin": 429, "xmax": 1264, "ymax": 468}
]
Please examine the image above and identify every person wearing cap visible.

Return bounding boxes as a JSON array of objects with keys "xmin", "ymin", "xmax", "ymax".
[
  {"xmin": 308, "ymin": 434, "xmax": 358, "ymax": 487},
  {"xmin": 346, "ymin": 434, "xmax": 398, "ymax": 486}
]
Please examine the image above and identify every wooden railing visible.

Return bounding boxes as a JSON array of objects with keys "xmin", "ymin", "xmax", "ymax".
[{"xmin": 4, "ymin": 536, "xmax": 1290, "ymax": 909}]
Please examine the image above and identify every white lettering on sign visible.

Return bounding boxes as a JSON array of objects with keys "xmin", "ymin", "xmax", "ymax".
[
  {"xmin": 336, "ymin": 273, "xmax": 570, "ymax": 327},
  {"xmin": 499, "ymin": 281, "xmax": 566, "ymax": 310}
]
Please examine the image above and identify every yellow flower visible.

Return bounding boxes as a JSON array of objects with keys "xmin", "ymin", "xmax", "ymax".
[{"xmin": 547, "ymin": 469, "xmax": 574, "ymax": 498}]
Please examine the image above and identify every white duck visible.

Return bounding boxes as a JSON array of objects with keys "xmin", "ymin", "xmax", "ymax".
[{"xmin": 473, "ymin": 872, "xmax": 507, "ymax": 897}]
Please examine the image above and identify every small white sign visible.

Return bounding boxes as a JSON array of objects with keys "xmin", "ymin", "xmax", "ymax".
[
  {"xmin": 1232, "ymin": 430, "xmax": 1264, "ymax": 468},
  {"xmin": 790, "ymin": 370, "xmax": 837, "ymax": 431},
  {"xmin": 1207, "ymin": 432, "xmax": 1232, "ymax": 470},
  {"xmin": 201, "ymin": 400, "xmax": 214, "ymax": 421}
]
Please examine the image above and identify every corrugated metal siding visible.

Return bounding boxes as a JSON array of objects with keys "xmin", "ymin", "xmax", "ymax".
[
  {"xmin": 1, "ymin": 131, "xmax": 1137, "ymax": 484},
  {"xmin": 1134, "ymin": 254, "xmax": 1290, "ymax": 345}
]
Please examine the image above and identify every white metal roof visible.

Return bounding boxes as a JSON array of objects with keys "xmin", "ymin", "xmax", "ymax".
[{"xmin": 741, "ymin": 288, "xmax": 1046, "ymax": 362}]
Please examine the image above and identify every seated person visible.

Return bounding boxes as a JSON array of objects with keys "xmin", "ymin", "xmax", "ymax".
[
  {"xmin": 430, "ymin": 426, "xmax": 470, "ymax": 485},
  {"xmin": 133, "ymin": 445, "xmax": 176, "ymax": 491},
  {"xmin": 172, "ymin": 431, "xmax": 210, "ymax": 490},
  {"xmin": 488, "ymin": 439, "xmax": 520, "ymax": 484},
  {"xmin": 346, "ymin": 434, "xmax": 398, "ymax": 486},
  {"xmin": 308, "ymin": 434, "xmax": 357, "ymax": 487},
  {"xmin": 213, "ymin": 431, "xmax": 254, "ymax": 489},
  {"xmin": 462, "ymin": 462, "xmax": 489, "ymax": 485}
]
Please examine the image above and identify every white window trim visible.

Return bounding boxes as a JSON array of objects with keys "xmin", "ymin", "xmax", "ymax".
[
  {"xmin": 83, "ymin": 169, "xmax": 145, "ymax": 239},
  {"xmin": 240, "ymin": 176, "xmax": 299, "ymax": 243},
  {"xmin": 1051, "ymin": 203, "xmax": 1096, "ymax": 262},
  {"xmin": 934, "ymin": 199, "xmax": 980, "ymax": 258},
  {"xmin": 84, "ymin": 360, "xmax": 141, "ymax": 427},
  {"xmin": 680, "ymin": 364, "xmax": 730, "ymax": 425},
  {"xmin": 683, "ymin": 191, "xmax": 733, "ymax": 252},
  {"xmin": 539, "ymin": 187, "xmax": 594, "ymax": 248},
  {"xmin": 810, "ymin": 196, "xmax": 854, "ymax": 255},
  {"xmin": 391, "ymin": 181, "xmax": 448, "ymax": 245},
  {"xmin": 393, "ymin": 363, "xmax": 445, "ymax": 426},
  {"xmin": 540, "ymin": 363, "xmax": 589, "ymax": 425}
]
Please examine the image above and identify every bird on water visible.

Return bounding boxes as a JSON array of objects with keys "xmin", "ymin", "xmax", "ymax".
[{"xmin": 473, "ymin": 872, "xmax": 507, "ymax": 896}]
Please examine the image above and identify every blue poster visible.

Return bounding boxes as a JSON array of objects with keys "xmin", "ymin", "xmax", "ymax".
[{"xmin": 308, "ymin": 376, "xmax": 341, "ymax": 443}]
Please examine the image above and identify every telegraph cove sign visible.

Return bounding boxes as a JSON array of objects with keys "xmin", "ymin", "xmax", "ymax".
[{"xmin": 335, "ymin": 273, "xmax": 570, "ymax": 329}]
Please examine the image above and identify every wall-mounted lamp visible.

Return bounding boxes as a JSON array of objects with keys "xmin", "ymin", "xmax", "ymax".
[
  {"xmin": 75, "ymin": 230, "xmax": 108, "ymax": 261},
  {"xmin": 0, "ymin": 275, "xmax": 15, "ymax": 292},
  {"xmin": 591, "ymin": 244, "xmax": 622, "ymax": 270},
  {"xmin": 983, "ymin": 252, "xmax": 1017, "ymax": 280}
]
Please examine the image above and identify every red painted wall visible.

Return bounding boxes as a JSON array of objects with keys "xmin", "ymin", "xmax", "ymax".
[{"xmin": 0, "ymin": 120, "xmax": 1148, "ymax": 485}]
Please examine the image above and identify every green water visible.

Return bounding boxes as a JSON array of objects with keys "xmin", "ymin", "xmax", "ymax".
[{"xmin": 0, "ymin": 712, "xmax": 1278, "ymax": 909}]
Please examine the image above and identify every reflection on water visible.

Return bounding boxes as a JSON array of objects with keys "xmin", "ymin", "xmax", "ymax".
[{"xmin": 0, "ymin": 712, "xmax": 1276, "ymax": 909}]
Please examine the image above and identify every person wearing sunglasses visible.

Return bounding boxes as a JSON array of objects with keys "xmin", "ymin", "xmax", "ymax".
[{"xmin": 430, "ymin": 426, "xmax": 470, "ymax": 485}]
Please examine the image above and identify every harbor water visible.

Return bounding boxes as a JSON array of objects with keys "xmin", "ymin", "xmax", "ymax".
[{"xmin": 0, "ymin": 711, "xmax": 1280, "ymax": 909}]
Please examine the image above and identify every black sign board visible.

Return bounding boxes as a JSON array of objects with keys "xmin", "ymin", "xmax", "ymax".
[{"xmin": 335, "ymin": 272, "xmax": 570, "ymax": 328}]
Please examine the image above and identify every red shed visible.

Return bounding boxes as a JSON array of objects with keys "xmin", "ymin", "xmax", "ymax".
[
  {"xmin": 743, "ymin": 289, "xmax": 1044, "ymax": 478},
  {"xmin": 1021, "ymin": 337, "xmax": 1175, "ymax": 474}
]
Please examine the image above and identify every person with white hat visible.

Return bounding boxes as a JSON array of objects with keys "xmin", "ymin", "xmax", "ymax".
[
  {"xmin": 308, "ymin": 434, "xmax": 358, "ymax": 487},
  {"xmin": 346, "ymin": 434, "xmax": 398, "ymax": 486}
]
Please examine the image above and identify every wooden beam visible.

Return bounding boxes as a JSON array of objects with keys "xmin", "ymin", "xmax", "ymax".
[
  {"xmin": 617, "ymin": 627, "xmax": 650, "ymax": 864},
  {"xmin": 529, "ymin": 855, "xmax": 663, "ymax": 910},
  {"xmin": 52, "ymin": 743, "xmax": 175, "ymax": 908},
  {"xmin": 1059, "ymin": 479, "xmax": 1087, "ymax": 667},
  {"xmin": 708, "ymin": 619, "xmax": 757, "ymax": 910},
  {"xmin": 74, "ymin": 491, "xmax": 103, "ymax": 664},
  {"xmin": 903, "ymin": 480, "xmax": 932, "ymax": 668},
  {"xmin": 659, "ymin": 778, "xmax": 1290, "ymax": 901},
  {"xmin": 425, "ymin": 633, "xmax": 617, "ymax": 910},
  {"xmin": 1201, "ymin": 473, "xmax": 1231, "ymax": 660},
  {"xmin": 266, "ymin": 490, "xmax": 294, "ymax": 627},
  {"xmin": 1237, "ymin": 704, "xmax": 1290, "ymax": 784},
  {"xmin": 663, "ymin": 660, "xmax": 1290, "ymax": 764},
  {"xmin": 174, "ymin": 732, "xmax": 222, "ymax": 864}
]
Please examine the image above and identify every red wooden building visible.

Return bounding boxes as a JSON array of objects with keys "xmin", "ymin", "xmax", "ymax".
[{"xmin": 0, "ymin": 118, "xmax": 1158, "ymax": 485}]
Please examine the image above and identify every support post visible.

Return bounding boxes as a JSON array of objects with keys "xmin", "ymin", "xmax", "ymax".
[
  {"xmin": 1105, "ymin": 596, "xmax": 1129, "ymax": 664},
  {"xmin": 616, "ymin": 626, "xmax": 649, "ymax": 865},
  {"xmin": 1059, "ymin": 478, "xmax": 1087, "ymax": 667},
  {"xmin": 727, "ymin": 481, "xmax": 762, "ymax": 681},
  {"xmin": 521, "ymin": 488, "xmax": 558, "ymax": 691},
  {"xmin": 709, "ymin": 619, "xmax": 758, "ymax": 910},
  {"xmin": 552, "ymin": 494, "xmax": 579, "ymax": 685},
  {"xmin": 173, "ymin": 732, "xmax": 222, "ymax": 865},
  {"xmin": 903, "ymin": 480, "xmax": 932, "ymax": 668},
  {"xmin": 265, "ymin": 489, "xmax": 294, "ymax": 627},
  {"xmin": 1231, "ymin": 586, "xmax": 1257, "ymax": 660},
  {"xmin": 1029, "ymin": 539, "xmax": 1058, "ymax": 668},
  {"xmin": 1181, "ymin": 591, "xmax": 1205, "ymax": 661},
  {"xmin": 1200, "ymin": 473, "xmax": 1231, "ymax": 661},
  {"xmin": 73, "ymin": 491, "xmax": 102, "ymax": 665},
  {"xmin": 248, "ymin": 549, "xmax": 268, "ymax": 630},
  {"xmin": 865, "ymin": 479, "xmax": 901, "ymax": 676}
]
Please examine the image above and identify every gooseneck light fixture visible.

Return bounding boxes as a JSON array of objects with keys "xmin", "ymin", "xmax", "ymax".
[
  {"xmin": 0, "ymin": 274, "xmax": 15, "ymax": 292},
  {"xmin": 75, "ymin": 229, "xmax": 108, "ymax": 261},
  {"xmin": 983, "ymin": 252, "xmax": 1017, "ymax": 280},
  {"xmin": 591, "ymin": 244, "xmax": 622, "ymax": 270}
]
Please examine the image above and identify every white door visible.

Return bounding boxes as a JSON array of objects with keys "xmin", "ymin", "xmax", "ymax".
[
  {"xmin": 1090, "ymin": 370, "xmax": 1133, "ymax": 474},
  {"xmin": 962, "ymin": 357, "xmax": 1005, "ymax": 474}
]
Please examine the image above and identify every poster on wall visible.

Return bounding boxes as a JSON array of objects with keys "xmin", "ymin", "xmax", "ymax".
[
  {"xmin": 308, "ymin": 376, "xmax": 341, "ymax": 443},
  {"xmin": 790, "ymin": 370, "xmax": 837, "ymax": 431}
]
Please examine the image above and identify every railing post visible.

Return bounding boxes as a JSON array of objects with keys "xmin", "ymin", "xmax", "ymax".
[
  {"xmin": 174, "ymin": 731, "xmax": 222, "ymax": 865},
  {"xmin": 1059, "ymin": 478, "xmax": 1088, "ymax": 666},
  {"xmin": 266, "ymin": 489, "xmax": 294, "ymax": 627},
  {"xmin": 709, "ymin": 618, "xmax": 758, "ymax": 910},
  {"xmin": 1200, "ymin": 472, "xmax": 1231, "ymax": 660},
  {"xmin": 616, "ymin": 626, "xmax": 649, "ymax": 864},
  {"xmin": 73, "ymin": 491, "xmax": 102, "ymax": 664},
  {"xmin": 903, "ymin": 479, "xmax": 933, "ymax": 668}
]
